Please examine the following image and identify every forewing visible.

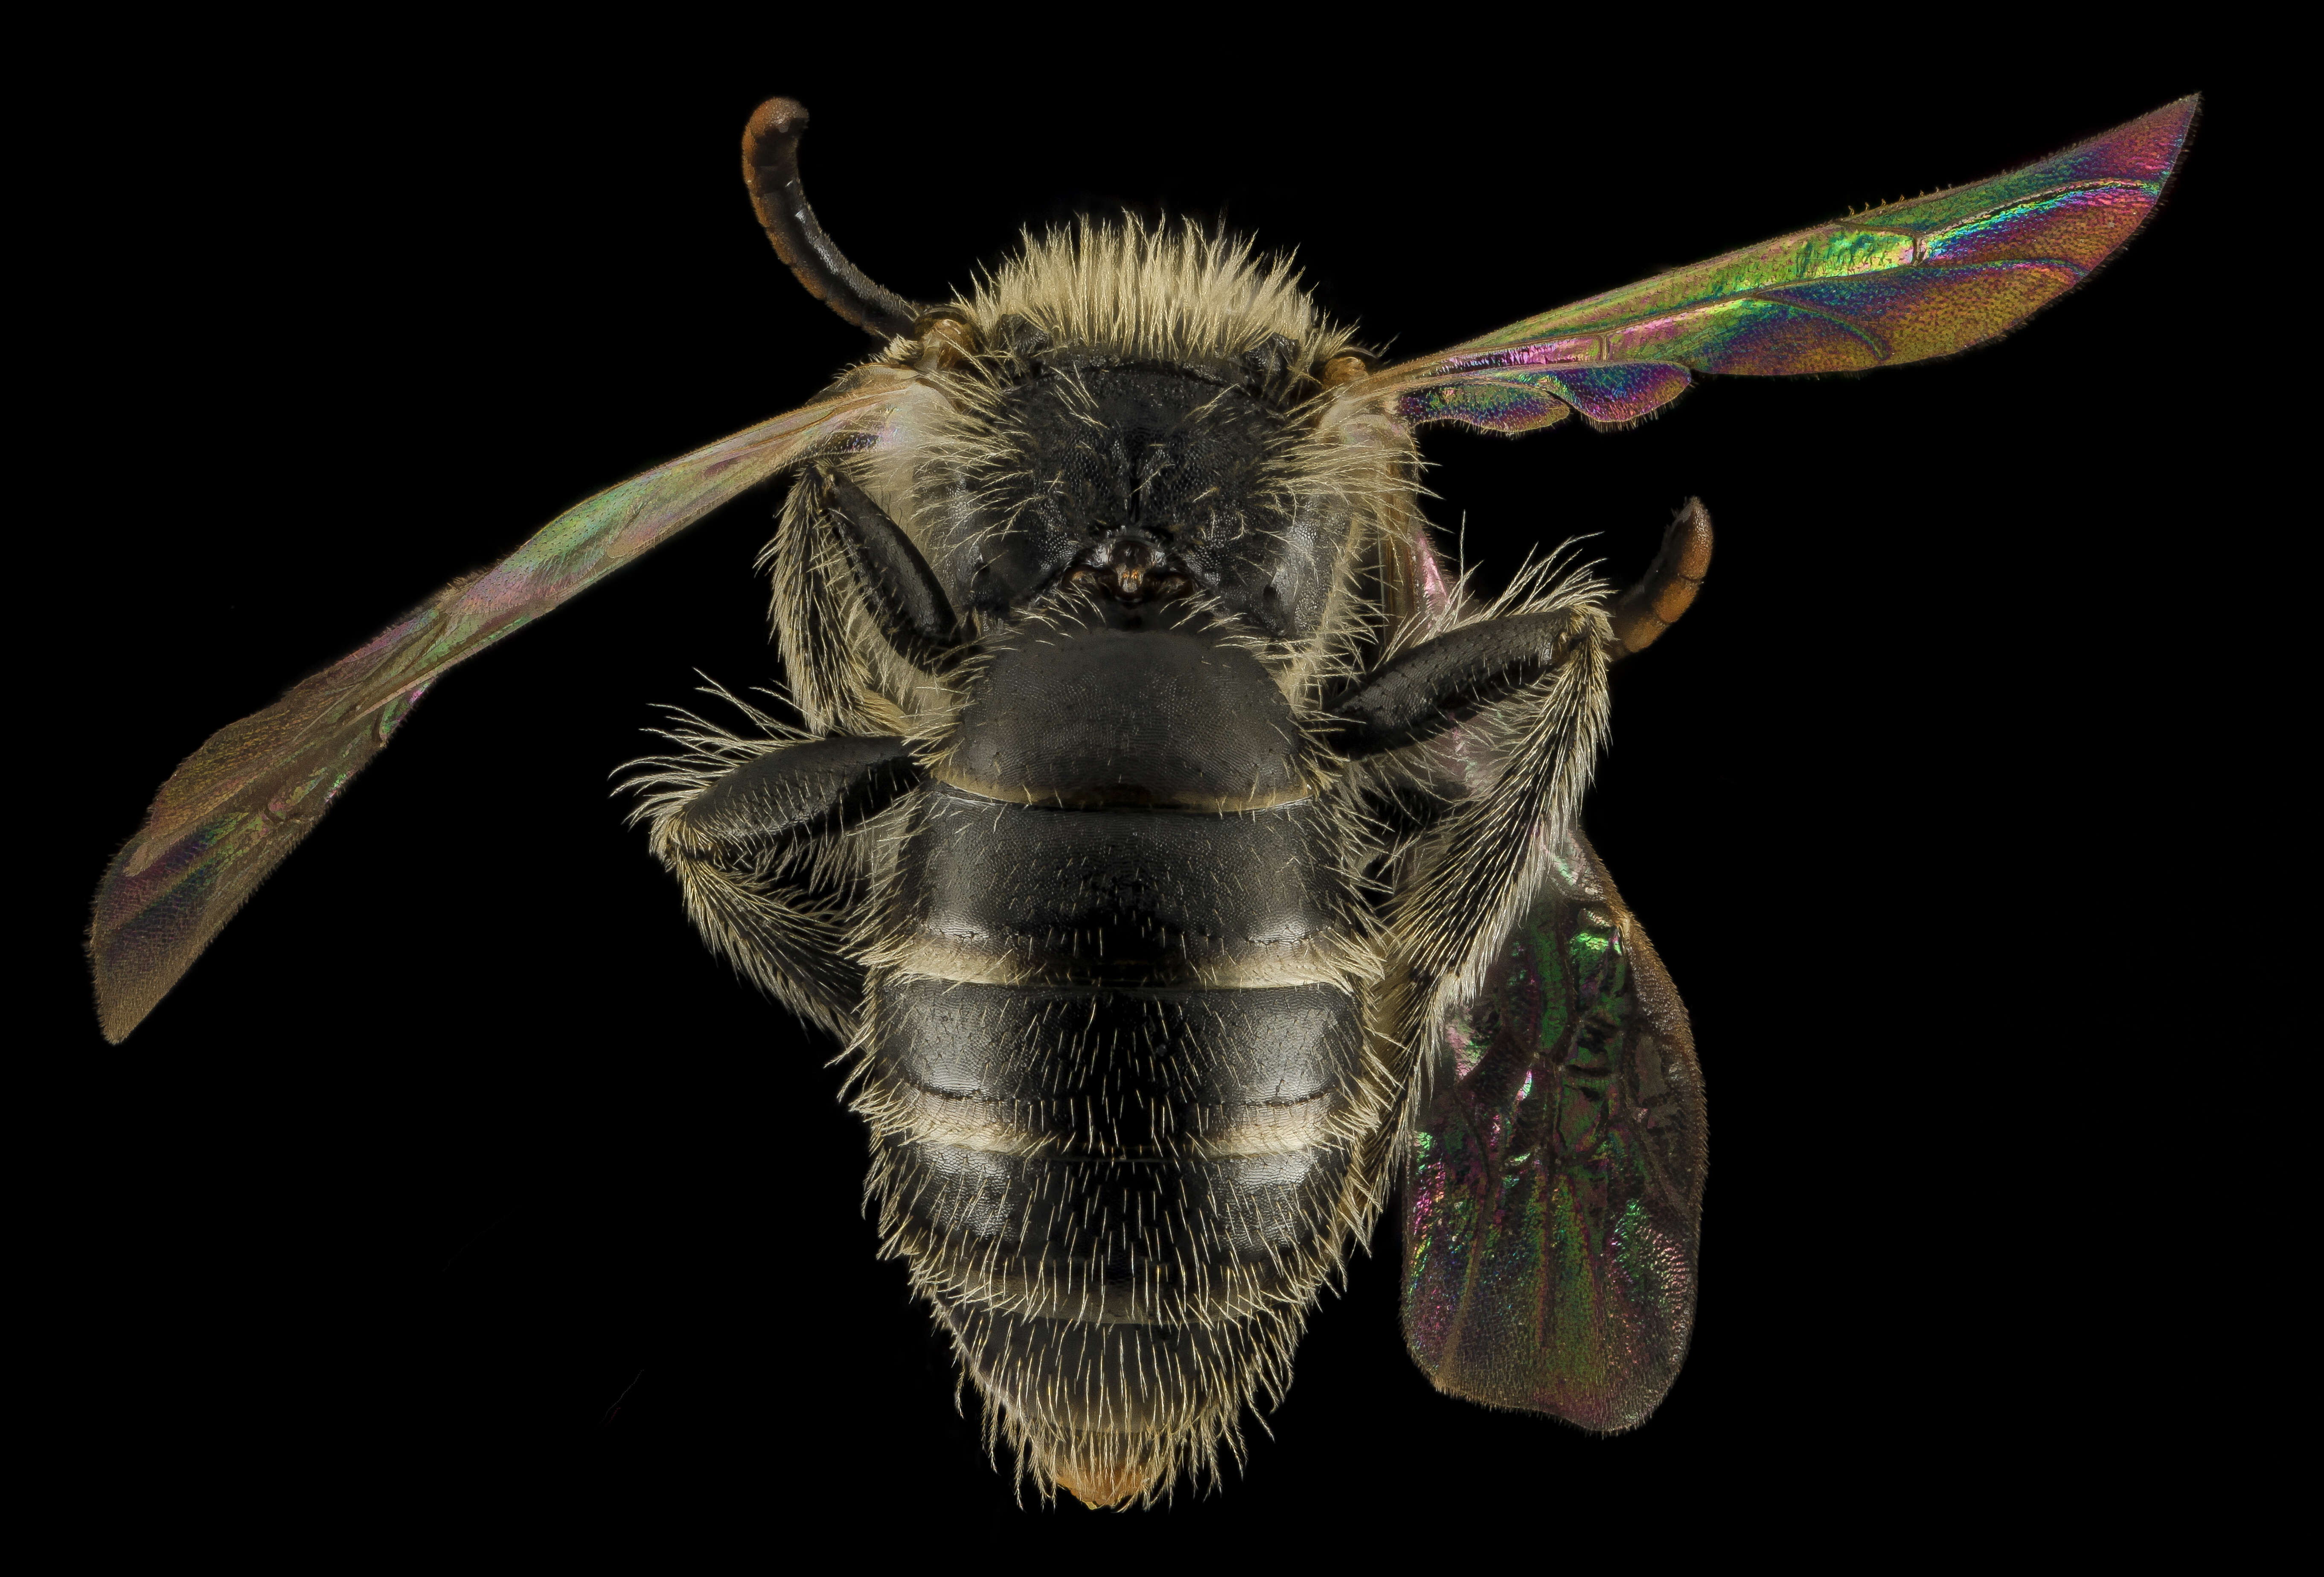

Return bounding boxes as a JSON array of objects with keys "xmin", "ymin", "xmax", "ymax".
[
  {"xmin": 1339, "ymin": 96, "xmax": 2196, "ymax": 435},
  {"xmin": 1403, "ymin": 833, "xmax": 1705, "ymax": 1430},
  {"xmin": 90, "ymin": 374, "xmax": 910, "ymax": 1042}
]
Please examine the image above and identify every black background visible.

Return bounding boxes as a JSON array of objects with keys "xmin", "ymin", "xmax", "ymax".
[{"xmin": 42, "ymin": 25, "xmax": 2262, "ymax": 1554}]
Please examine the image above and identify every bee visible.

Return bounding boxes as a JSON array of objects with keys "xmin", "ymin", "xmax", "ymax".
[{"xmin": 90, "ymin": 93, "xmax": 2196, "ymax": 1506}]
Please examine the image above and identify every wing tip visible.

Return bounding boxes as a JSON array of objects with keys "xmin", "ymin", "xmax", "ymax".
[
  {"xmin": 88, "ymin": 840, "xmax": 232, "ymax": 1047},
  {"xmin": 1414, "ymin": 1354, "xmax": 1683, "ymax": 1433},
  {"xmin": 2157, "ymin": 92, "xmax": 2203, "ymax": 181},
  {"xmin": 2158, "ymin": 91, "xmax": 2204, "ymax": 130},
  {"xmin": 2098, "ymin": 93, "xmax": 2202, "ymax": 187},
  {"xmin": 89, "ymin": 860, "xmax": 154, "ymax": 1044},
  {"xmin": 89, "ymin": 954, "xmax": 158, "ymax": 1045}
]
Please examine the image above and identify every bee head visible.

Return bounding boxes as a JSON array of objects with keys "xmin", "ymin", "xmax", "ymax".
[
  {"xmin": 930, "ymin": 358, "xmax": 1355, "ymax": 638},
  {"xmin": 887, "ymin": 221, "xmax": 1372, "ymax": 643}
]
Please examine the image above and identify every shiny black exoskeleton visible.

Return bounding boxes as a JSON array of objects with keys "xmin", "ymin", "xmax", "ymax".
[{"xmin": 655, "ymin": 356, "xmax": 1582, "ymax": 1492}]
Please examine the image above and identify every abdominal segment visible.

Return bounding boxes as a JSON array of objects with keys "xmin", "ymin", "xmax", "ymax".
[{"xmin": 856, "ymin": 788, "xmax": 1380, "ymax": 1505}]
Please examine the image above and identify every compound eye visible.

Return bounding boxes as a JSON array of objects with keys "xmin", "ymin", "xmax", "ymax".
[{"xmin": 991, "ymin": 314, "xmax": 1051, "ymax": 362}]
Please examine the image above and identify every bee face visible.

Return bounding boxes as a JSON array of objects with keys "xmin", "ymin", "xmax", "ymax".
[{"xmin": 937, "ymin": 364, "xmax": 1302, "ymax": 623}]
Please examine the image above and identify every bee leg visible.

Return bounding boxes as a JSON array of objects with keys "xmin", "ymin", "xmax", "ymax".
[
  {"xmin": 1607, "ymin": 498, "xmax": 1712, "ymax": 660},
  {"xmin": 663, "ymin": 735, "xmax": 919, "ymax": 851},
  {"xmin": 818, "ymin": 468, "xmax": 968, "ymax": 672},
  {"xmin": 1332, "ymin": 502, "xmax": 1710, "ymax": 758},
  {"xmin": 1328, "ymin": 608, "xmax": 1604, "ymax": 758},
  {"xmin": 640, "ymin": 735, "xmax": 921, "ymax": 1035}
]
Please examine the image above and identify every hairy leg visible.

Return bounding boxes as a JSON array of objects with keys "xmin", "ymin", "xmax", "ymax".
[{"xmin": 634, "ymin": 736, "xmax": 921, "ymax": 1035}]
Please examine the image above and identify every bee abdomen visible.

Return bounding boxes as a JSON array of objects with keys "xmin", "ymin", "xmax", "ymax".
[
  {"xmin": 861, "ymin": 965, "xmax": 1369, "ymax": 1499},
  {"xmin": 874, "ymin": 978, "xmax": 1355, "ymax": 1155},
  {"xmin": 929, "ymin": 1303, "xmax": 1289, "ymax": 1454},
  {"xmin": 891, "ymin": 786, "xmax": 1350, "ymax": 987},
  {"xmin": 933, "ymin": 622, "xmax": 1307, "ymax": 812},
  {"xmin": 857, "ymin": 614, "xmax": 1378, "ymax": 1498},
  {"xmin": 863, "ymin": 977, "xmax": 1364, "ymax": 1316}
]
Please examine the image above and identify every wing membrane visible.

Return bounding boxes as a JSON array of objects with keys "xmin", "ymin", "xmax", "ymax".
[
  {"xmin": 1343, "ymin": 96, "xmax": 2196, "ymax": 434},
  {"xmin": 1404, "ymin": 832, "xmax": 1705, "ymax": 1429},
  {"xmin": 90, "ymin": 374, "xmax": 910, "ymax": 1042}
]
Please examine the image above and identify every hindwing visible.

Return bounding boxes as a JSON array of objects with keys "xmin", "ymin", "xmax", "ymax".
[{"xmin": 1402, "ymin": 832, "xmax": 1705, "ymax": 1429}]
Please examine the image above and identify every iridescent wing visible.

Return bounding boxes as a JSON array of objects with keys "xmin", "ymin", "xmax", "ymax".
[
  {"xmin": 1403, "ymin": 832, "xmax": 1706, "ymax": 1429},
  {"xmin": 90, "ymin": 373, "xmax": 912, "ymax": 1042},
  {"xmin": 1334, "ymin": 97, "xmax": 2197, "ymax": 434}
]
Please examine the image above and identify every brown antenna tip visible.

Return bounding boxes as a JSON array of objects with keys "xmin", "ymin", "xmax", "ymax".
[
  {"xmin": 1607, "ymin": 498, "xmax": 1713, "ymax": 660},
  {"xmin": 742, "ymin": 97, "xmax": 922, "ymax": 340}
]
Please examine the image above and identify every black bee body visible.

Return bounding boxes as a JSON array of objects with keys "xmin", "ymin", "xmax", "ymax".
[
  {"xmin": 866, "ymin": 606, "xmax": 1372, "ymax": 1487},
  {"xmin": 623, "ymin": 244, "xmax": 1638, "ymax": 1502},
  {"xmin": 649, "ymin": 347, "xmax": 1411, "ymax": 1500}
]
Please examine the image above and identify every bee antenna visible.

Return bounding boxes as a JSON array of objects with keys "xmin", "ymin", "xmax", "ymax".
[{"xmin": 743, "ymin": 98, "xmax": 924, "ymax": 339}]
